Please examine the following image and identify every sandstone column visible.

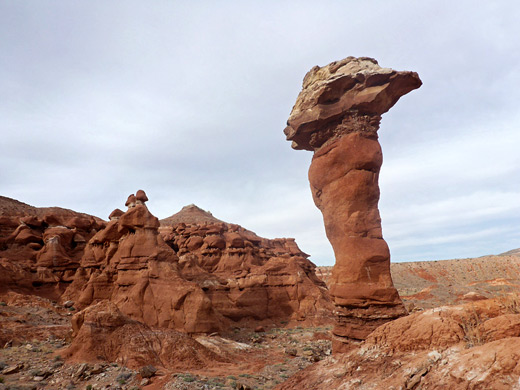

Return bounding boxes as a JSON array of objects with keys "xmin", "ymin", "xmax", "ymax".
[{"xmin": 284, "ymin": 57, "xmax": 421, "ymax": 352}]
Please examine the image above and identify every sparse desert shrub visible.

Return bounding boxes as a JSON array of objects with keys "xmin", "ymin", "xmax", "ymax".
[
  {"xmin": 501, "ymin": 292, "xmax": 520, "ymax": 314},
  {"xmin": 0, "ymin": 301, "xmax": 6, "ymax": 306},
  {"xmin": 182, "ymin": 374, "xmax": 195, "ymax": 382},
  {"xmin": 461, "ymin": 308, "xmax": 485, "ymax": 348},
  {"xmin": 0, "ymin": 375, "xmax": 5, "ymax": 383},
  {"xmin": 86, "ymin": 385, "xmax": 93, "ymax": 390}
]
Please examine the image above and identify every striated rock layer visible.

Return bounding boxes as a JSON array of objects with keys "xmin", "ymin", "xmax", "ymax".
[
  {"xmin": 160, "ymin": 204, "xmax": 333, "ymax": 326},
  {"xmin": 0, "ymin": 196, "xmax": 104, "ymax": 298},
  {"xmin": 1, "ymin": 193, "xmax": 332, "ymax": 335},
  {"xmin": 284, "ymin": 57, "xmax": 421, "ymax": 351},
  {"xmin": 59, "ymin": 193, "xmax": 332, "ymax": 332}
]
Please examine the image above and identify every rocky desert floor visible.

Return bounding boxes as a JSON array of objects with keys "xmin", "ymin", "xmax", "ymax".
[
  {"xmin": 0, "ymin": 292, "xmax": 332, "ymax": 390},
  {"xmin": 3, "ymin": 252, "xmax": 520, "ymax": 390},
  {"xmin": 317, "ymin": 253, "xmax": 520, "ymax": 310}
]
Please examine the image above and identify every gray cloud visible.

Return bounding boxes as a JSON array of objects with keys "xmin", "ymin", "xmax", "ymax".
[{"xmin": 1, "ymin": 1, "xmax": 519, "ymax": 266}]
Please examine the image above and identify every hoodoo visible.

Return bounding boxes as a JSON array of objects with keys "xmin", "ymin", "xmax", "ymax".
[{"xmin": 284, "ymin": 56, "xmax": 421, "ymax": 351}]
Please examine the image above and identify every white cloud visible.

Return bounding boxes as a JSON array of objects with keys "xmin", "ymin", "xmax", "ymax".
[{"xmin": 1, "ymin": 1, "xmax": 519, "ymax": 266}]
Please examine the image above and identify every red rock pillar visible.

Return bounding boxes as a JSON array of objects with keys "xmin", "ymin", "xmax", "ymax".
[{"xmin": 284, "ymin": 57, "xmax": 421, "ymax": 352}]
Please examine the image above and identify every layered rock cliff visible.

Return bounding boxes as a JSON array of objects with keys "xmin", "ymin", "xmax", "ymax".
[
  {"xmin": 160, "ymin": 204, "xmax": 332, "ymax": 326},
  {"xmin": 0, "ymin": 193, "xmax": 332, "ymax": 333},
  {"xmin": 0, "ymin": 196, "xmax": 104, "ymax": 298}
]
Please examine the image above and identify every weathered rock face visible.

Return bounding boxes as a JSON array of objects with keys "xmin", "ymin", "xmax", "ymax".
[
  {"xmin": 1, "ymin": 193, "xmax": 332, "ymax": 332},
  {"xmin": 63, "ymin": 301, "xmax": 226, "ymax": 370},
  {"xmin": 160, "ymin": 205, "xmax": 333, "ymax": 326},
  {"xmin": 284, "ymin": 57, "xmax": 421, "ymax": 350},
  {"xmin": 0, "ymin": 196, "xmax": 104, "ymax": 298},
  {"xmin": 63, "ymin": 192, "xmax": 222, "ymax": 334},
  {"xmin": 62, "ymin": 195, "xmax": 331, "ymax": 332},
  {"xmin": 276, "ymin": 298, "xmax": 520, "ymax": 390}
]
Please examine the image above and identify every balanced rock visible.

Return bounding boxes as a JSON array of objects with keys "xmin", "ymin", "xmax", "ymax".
[
  {"xmin": 108, "ymin": 208, "xmax": 124, "ymax": 221},
  {"xmin": 284, "ymin": 57, "xmax": 421, "ymax": 351},
  {"xmin": 135, "ymin": 189, "xmax": 148, "ymax": 204}
]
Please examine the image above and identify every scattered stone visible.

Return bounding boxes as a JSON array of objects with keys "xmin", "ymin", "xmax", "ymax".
[
  {"xmin": 63, "ymin": 300, "xmax": 74, "ymax": 308},
  {"xmin": 90, "ymin": 364, "xmax": 105, "ymax": 375},
  {"xmin": 74, "ymin": 363, "xmax": 89, "ymax": 379},
  {"xmin": 139, "ymin": 365, "xmax": 157, "ymax": 379},
  {"xmin": 116, "ymin": 371, "xmax": 132, "ymax": 383},
  {"xmin": 2, "ymin": 363, "xmax": 23, "ymax": 375}
]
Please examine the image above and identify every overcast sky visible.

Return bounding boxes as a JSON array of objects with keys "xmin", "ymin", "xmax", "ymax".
[{"xmin": 1, "ymin": 1, "xmax": 519, "ymax": 266}]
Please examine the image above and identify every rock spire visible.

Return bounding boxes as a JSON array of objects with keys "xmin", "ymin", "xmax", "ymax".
[{"xmin": 284, "ymin": 56, "xmax": 421, "ymax": 351}]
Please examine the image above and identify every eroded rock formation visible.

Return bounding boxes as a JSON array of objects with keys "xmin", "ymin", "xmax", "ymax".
[
  {"xmin": 63, "ymin": 191, "xmax": 223, "ymax": 334},
  {"xmin": 1, "ymin": 192, "xmax": 332, "ymax": 334},
  {"xmin": 160, "ymin": 204, "xmax": 333, "ymax": 326},
  {"xmin": 64, "ymin": 301, "xmax": 226, "ymax": 370},
  {"xmin": 276, "ymin": 298, "xmax": 520, "ymax": 390},
  {"xmin": 284, "ymin": 57, "xmax": 421, "ymax": 350},
  {"xmin": 0, "ymin": 196, "xmax": 104, "ymax": 298},
  {"xmin": 60, "ymin": 193, "xmax": 332, "ymax": 331}
]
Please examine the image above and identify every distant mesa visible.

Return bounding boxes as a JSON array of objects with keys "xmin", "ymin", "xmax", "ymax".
[
  {"xmin": 160, "ymin": 204, "xmax": 224, "ymax": 225},
  {"xmin": 499, "ymin": 248, "xmax": 520, "ymax": 256}
]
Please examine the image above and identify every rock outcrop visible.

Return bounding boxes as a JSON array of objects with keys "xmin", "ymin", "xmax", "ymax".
[
  {"xmin": 61, "ymin": 193, "xmax": 332, "ymax": 332},
  {"xmin": 63, "ymin": 300, "xmax": 226, "ymax": 370},
  {"xmin": 1, "ymin": 192, "xmax": 332, "ymax": 333},
  {"xmin": 0, "ymin": 196, "xmax": 104, "ymax": 299},
  {"xmin": 284, "ymin": 57, "xmax": 421, "ymax": 351},
  {"xmin": 160, "ymin": 204, "xmax": 333, "ymax": 326},
  {"xmin": 63, "ymin": 191, "xmax": 222, "ymax": 334},
  {"xmin": 276, "ymin": 297, "xmax": 520, "ymax": 390}
]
